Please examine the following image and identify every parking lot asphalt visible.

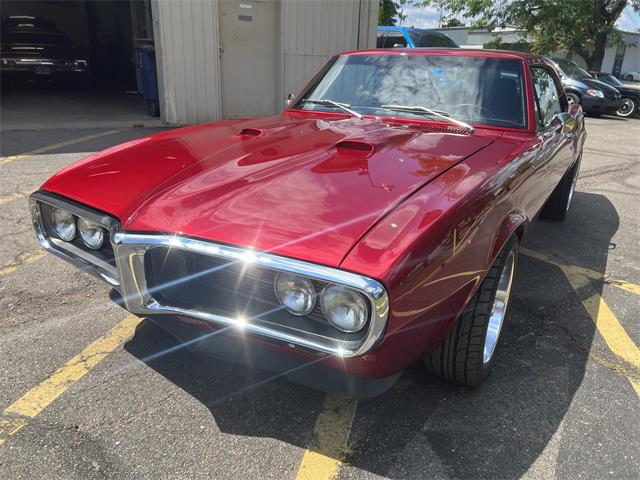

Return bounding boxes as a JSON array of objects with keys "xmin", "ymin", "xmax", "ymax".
[{"xmin": 0, "ymin": 118, "xmax": 638, "ymax": 479}]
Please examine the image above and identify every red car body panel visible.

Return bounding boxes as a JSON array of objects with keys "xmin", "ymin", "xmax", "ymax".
[
  {"xmin": 36, "ymin": 49, "xmax": 585, "ymax": 383},
  {"xmin": 42, "ymin": 114, "xmax": 499, "ymax": 267}
]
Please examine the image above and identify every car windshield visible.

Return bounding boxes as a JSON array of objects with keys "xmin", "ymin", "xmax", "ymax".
[
  {"xmin": 554, "ymin": 58, "xmax": 592, "ymax": 80},
  {"xmin": 407, "ymin": 30, "xmax": 458, "ymax": 47},
  {"xmin": 598, "ymin": 73, "xmax": 623, "ymax": 87},
  {"xmin": 295, "ymin": 54, "xmax": 527, "ymax": 129},
  {"xmin": 1, "ymin": 31, "xmax": 72, "ymax": 46}
]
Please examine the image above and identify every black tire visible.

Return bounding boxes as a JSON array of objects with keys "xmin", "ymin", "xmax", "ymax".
[
  {"xmin": 540, "ymin": 158, "xmax": 580, "ymax": 221},
  {"xmin": 626, "ymin": 74, "xmax": 634, "ymax": 81},
  {"xmin": 425, "ymin": 237, "xmax": 518, "ymax": 386},
  {"xmin": 566, "ymin": 92, "xmax": 581, "ymax": 106},
  {"xmin": 617, "ymin": 98, "xmax": 637, "ymax": 118}
]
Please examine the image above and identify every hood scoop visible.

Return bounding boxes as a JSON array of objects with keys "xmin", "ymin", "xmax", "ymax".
[
  {"xmin": 333, "ymin": 140, "xmax": 375, "ymax": 157},
  {"xmin": 237, "ymin": 127, "xmax": 264, "ymax": 138}
]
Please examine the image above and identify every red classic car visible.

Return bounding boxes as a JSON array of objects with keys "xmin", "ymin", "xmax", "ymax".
[{"xmin": 30, "ymin": 49, "xmax": 585, "ymax": 398}]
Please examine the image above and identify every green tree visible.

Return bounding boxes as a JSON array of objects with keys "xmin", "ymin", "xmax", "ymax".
[
  {"xmin": 379, "ymin": 0, "xmax": 402, "ymax": 25},
  {"xmin": 414, "ymin": 0, "xmax": 640, "ymax": 70},
  {"xmin": 442, "ymin": 17, "xmax": 464, "ymax": 27}
]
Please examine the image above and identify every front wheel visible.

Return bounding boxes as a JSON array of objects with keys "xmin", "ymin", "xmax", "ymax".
[
  {"xmin": 424, "ymin": 237, "xmax": 518, "ymax": 386},
  {"xmin": 566, "ymin": 92, "xmax": 581, "ymax": 106},
  {"xmin": 626, "ymin": 74, "xmax": 634, "ymax": 81},
  {"xmin": 540, "ymin": 158, "xmax": 581, "ymax": 221},
  {"xmin": 617, "ymin": 98, "xmax": 637, "ymax": 118}
]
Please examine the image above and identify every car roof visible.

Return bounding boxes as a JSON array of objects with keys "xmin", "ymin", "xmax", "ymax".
[
  {"xmin": 377, "ymin": 26, "xmax": 444, "ymax": 33},
  {"xmin": 339, "ymin": 47, "xmax": 548, "ymax": 63}
]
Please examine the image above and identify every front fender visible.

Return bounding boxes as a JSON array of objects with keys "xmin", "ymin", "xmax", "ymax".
[{"xmin": 491, "ymin": 211, "xmax": 528, "ymax": 260}]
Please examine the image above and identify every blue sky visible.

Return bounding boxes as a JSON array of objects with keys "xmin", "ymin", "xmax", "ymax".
[{"xmin": 402, "ymin": 4, "xmax": 640, "ymax": 32}]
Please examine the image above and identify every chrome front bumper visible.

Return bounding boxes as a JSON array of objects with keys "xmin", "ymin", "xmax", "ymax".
[{"xmin": 30, "ymin": 192, "xmax": 389, "ymax": 358}]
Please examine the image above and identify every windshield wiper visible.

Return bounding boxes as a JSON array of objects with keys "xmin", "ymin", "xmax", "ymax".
[
  {"xmin": 381, "ymin": 104, "xmax": 474, "ymax": 132},
  {"xmin": 300, "ymin": 98, "xmax": 363, "ymax": 119}
]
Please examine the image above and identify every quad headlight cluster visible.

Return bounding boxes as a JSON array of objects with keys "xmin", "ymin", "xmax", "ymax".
[
  {"xmin": 51, "ymin": 207, "xmax": 104, "ymax": 250},
  {"xmin": 274, "ymin": 272, "xmax": 369, "ymax": 332}
]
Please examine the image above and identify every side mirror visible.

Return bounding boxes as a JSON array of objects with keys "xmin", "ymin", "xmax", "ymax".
[
  {"xmin": 550, "ymin": 111, "xmax": 577, "ymax": 133},
  {"xmin": 285, "ymin": 93, "xmax": 294, "ymax": 108}
]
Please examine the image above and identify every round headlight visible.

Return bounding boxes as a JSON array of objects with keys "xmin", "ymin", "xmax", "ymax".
[
  {"xmin": 321, "ymin": 285, "xmax": 368, "ymax": 333},
  {"xmin": 274, "ymin": 272, "xmax": 316, "ymax": 316},
  {"xmin": 78, "ymin": 217, "xmax": 104, "ymax": 250},
  {"xmin": 52, "ymin": 208, "xmax": 76, "ymax": 241}
]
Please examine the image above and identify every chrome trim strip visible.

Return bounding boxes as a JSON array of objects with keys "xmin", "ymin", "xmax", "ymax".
[
  {"xmin": 144, "ymin": 301, "xmax": 363, "ymax": 356},
  {"xmin": 112, "ymin": 233, "xmax": 390, "ymax": 357},
  {"xmin": 29, "ymin": 192, "xmax": 120, "ymax": 287}
]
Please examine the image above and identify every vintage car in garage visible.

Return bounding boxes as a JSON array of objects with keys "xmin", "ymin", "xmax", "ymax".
[
  {"xmin": 30, "ymin": 49, "xmax": 585, "ymax": 398},
  {"xmin": 0, "ymin": 16, "xmax": 88, "ymax": 82}
]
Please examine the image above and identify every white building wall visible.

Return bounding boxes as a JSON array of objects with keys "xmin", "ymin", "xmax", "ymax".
[
  {"xmin": 601, "ymin": 47, "xmax": 616, "ymax": 73},
  {"xmin": 152, "ymin": 0, "xmax": 223, "ymax": 125},
  {"xmin": 152, "ymin": 0, "xmax": 377, "ymax": 125},
  {"xmin": 620, "ymin": 32, "xmax": 640, "ymax": 75},
  {"xmin": 432, "ymin": 27, "xmax": 469, "ymax": 45},
  {"xmin": 281, "ymin": 0, "xmax": 378, "ymax": 100}
]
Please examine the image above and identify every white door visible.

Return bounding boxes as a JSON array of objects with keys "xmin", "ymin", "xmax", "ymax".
[{"xmin": 219, "ymin": 0, "xmax": 279, "ymax": 118}]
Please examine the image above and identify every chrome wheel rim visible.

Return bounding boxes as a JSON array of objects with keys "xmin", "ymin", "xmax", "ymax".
[
  {"xmin": 483, "ymin": 251, "xmax": 515, "ymax": 365},
  {"xmin": 617, "ymin": 99, "xmax": 635, "ymax": 117}
]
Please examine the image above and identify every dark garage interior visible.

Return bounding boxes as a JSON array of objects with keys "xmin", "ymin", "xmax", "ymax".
[{"xmin": 1, "ymin": 0, "xmax": 159, "ymax": 129}]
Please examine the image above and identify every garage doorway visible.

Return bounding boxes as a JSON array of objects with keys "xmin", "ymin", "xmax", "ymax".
[
  {"xmin": 1, "ymin": 0, "xmax": 159, "ymax": 130},
  {"xmin": 219, "ymin": 0, "xmax": 279, "ymax": 118}
]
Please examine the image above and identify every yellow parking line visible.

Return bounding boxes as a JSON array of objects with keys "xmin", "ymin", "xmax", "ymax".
[
  {"xmin": 0, "ymin": 251, "xmax": 46, "ymax": 277},
  {"xmin": 0, "ymin": 129, "xmax": 123, "ymax": 166},
  {"xmin": 0, "ymin": 315, "xmax": 142, "ymax": 447},
  {"xmin": 0, "ymin": 191, "xmax": 29, "ymax": 205},
  {"xmin": 581, "ymin": 294, "xmax": 640, "ymax": 369},
  {"xmin": 295, "ymin": 394, "xmax": 358, "ymax": 480},
  {"xmin": 521, "ymin": 247, "xmax": 640, "ymax": 296},
  {"xmin": 606, "ymin": 280, "xmax": 640, "ymax": 296},
  {"xmin": 521, "ymin": 248, "xmax": 640, "ymax": 397},
  {"xmin": 581, "ymin": 294, "xmax": 640, "ymax": 397}
]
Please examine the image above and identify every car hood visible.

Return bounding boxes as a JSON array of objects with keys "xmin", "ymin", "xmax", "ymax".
[
  {"xmin": 568, "ymin": 77, "xmax": 620, "ymax": 94},
  {"xmin": 42, "ymin": 114, "xmax": 500, "ymax": 267}
]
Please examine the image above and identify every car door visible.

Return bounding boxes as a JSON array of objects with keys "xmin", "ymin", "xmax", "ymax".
[{"xmin": 530, "ymin": 65, "xmax": 575, "ymax": 202}]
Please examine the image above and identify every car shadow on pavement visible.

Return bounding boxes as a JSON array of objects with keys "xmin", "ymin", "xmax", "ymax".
[{"xmin": 124, "ymin": 191, "xmax": 618, "ymax": 479}]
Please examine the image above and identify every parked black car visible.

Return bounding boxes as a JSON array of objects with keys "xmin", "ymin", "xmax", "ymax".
[
  {"xmin": 549, "ymin": 57, "xmax": 622, "ymax": 117},
  {"xmin": 589, "ymin": 71, "xmax": 639, "ymax": 118},
  {"xmin": 1, "ymin": 16, "xmax": 89, "ymax": 82}
]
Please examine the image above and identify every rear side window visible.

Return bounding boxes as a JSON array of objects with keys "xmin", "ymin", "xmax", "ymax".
[
  {"xmin": 383, "ymin": 30, "xmax": 407, "ymax": 48},
  {"xmin": 407, "ymin": 30, "xmax": 458, "ymax": 48},
  {"xmin": 531, "ymin": 67, "xmax": 562, "ymax": 128},
  {"xmin": 376, "ymin": 30, "xmax": 386, "ymax": 48}
]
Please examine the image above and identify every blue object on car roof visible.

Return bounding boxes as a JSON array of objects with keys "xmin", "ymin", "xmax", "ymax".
[{"xmin": 377, "ymin": 26, "xmax": 458, "ymax": 48}]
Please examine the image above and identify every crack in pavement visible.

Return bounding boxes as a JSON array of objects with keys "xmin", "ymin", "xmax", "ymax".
[{"xmin": 0, "ymin": 251, "xmax": 46, "ymax": 277}]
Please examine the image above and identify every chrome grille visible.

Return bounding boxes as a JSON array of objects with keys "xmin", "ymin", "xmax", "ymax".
[
  {"xmin": 143, "ymin": 246, "xmax": 368, "ymax": 343},
  {"xmin": 114, "ymin": 233, "xmax": 389, "ymax": 357}
]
